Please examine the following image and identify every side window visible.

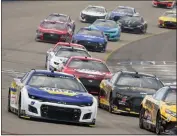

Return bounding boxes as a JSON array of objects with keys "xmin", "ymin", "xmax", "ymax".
[
  {"xmin": 53, "ymin": 46, "xmax": 60, "ymax": 52},
  {"xmin": 68, "ymin": 17, "xmax": 71, "ymax": 22},
  {"xmin": 110, "ymin": 72, "xmax": 120, "ymax": 84},
  {"xmin": 141, "ymin": 17, "xmax": 144, "ymax": 22},
  {"xmin": 154, "ymin": 87, "xmax": 167, "ymax": 100},
  {"xmin": 21, "ymin": 72, "xmax": 29, "ymax": 83}
]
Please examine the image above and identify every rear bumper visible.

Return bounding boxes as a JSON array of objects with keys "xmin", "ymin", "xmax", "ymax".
[
  {"xmin": 152, "ymin": 1, "xmax": 175, "ymax": 8},
  {"xmin": 159, "ymin": 21, "xmax": 177, "ymax": 29}
]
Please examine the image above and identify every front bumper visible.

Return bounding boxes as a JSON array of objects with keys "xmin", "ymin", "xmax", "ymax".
[
  {"xmin": 21, "ymin": 95, "xmax": 97, "ymax": 124},
  {"xmin": 104, "ymin": 31, "xmax": 120, "ymax": 41},
  {"xmin": 162, "ymin": 122, "xmax": 177, "ymax": 135},
  {"xmin": 36, "ymin": 33, "xmax": 71, "ymax": 43},
  {"xmin": 80, "ymin": 14, "xmax": 105, "ymax": 23},
  {"xmin": 121, "ymin": 25, "xmax": 144, "ymax": 33},
  {"xmin": 111, "ymin": 97, "xmax": 143, "ymax": 114},
  {"xmin": 159, "ymin": 21, "xmax": 177, "ymax": 29},
  {"xmin": 75, "ymin": 40, "xmax": 107, "ymax": 52}
]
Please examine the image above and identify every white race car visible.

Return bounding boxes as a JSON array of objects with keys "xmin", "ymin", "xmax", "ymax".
[
  {"xmin": 46, "ymin": 46, "xmax": 91, "ymax": 71},
  {"xmin": 79, "ymin": 5, "xmax": 107, "ymax": 23},
  {"xmin": 8, "ymin": 69, "xmax": 97, "ymax": 126}
]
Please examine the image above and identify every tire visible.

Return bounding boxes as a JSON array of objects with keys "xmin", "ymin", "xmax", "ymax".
[
  {"xmin": 98, "ymin": 91, "xmax": 102, "ymax": 108},
  {"xmin": 108, "ymin": 94, "xmax": 113, "ymax": 113},
  {"xmin": 45, "ymin": 56, "xmax": 47, "ymax": 68},
  {"xmin": 18, "ymin": 94, "xmax": 22, "ymax": 118},
  {"xmin": 139, "ymin": 107, "xmax": 145, "ymax": 129},
  {"xmin": 141, "ymin": 26, "xmax": 147, "ymax": 34},
  {"xmin": 8, "ymin": 89, "xmax": 11, "ymax": 112},
  {"xmin": 155, "ymin": 111, "xmax": 162, "ymax": 134}
]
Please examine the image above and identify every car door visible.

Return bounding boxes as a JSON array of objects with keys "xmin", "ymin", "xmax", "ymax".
[{"xmin": 151, "ymin": 87, "xmax": 168, "ymax": 123}]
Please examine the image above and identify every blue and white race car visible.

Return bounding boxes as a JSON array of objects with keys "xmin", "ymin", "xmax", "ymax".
[
  {"xmin": 8, "ymin": 69, "xmax": 97, "ymax": 126},
  {"xmin": 106, "ymin": 6, "xmax": 140, "ymax": 21},
  {"xmin": 72, "ymin": 27, "xmax": 107, "ymax": 52},
  {"xmin": 89, "ymin": 19, "xmax": 121, "ymax": 41}
]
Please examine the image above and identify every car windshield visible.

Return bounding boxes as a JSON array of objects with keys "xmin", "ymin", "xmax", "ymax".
[
  {"xmin": 114, "ymin": 7, "xmax": 134, "ymax": 14},
  {"xmin": 28, "ymin": 74, "xmax": 87, "ymax": 92},
  {"xmin": 116, "ymin": 74, "xmax": 163, "ymax": 90},
  {"xmin": 46, "ymin": 14, "xmax": 68, "ymax": 22},
  {"xmin": 56, "ymin": 48, "xmax": 90, "ymax": 58},
  {"xmin": 85, "ymin": 6, "xmax": 105, "ymax": 13},
  {"xmin": 41, "ymin": 21, "xmax": 66, "ymax": 30},
  {"xmin": 77, "ymin": 29, "xmax": 103, "ymax": 37},
  {"xmin": 93, "ymin": 20, "xmax": 117, "ymax": 28},
  {"xmin": 164, "ymin": 88, "xmax": 176, "ymax": 104},
  {"xmin": 68, "ymin": 59, "xmax": 110, "ymax": 72},
  {"xmin": 163, "ymin": 12, "xmax": 176, "ymax": 18}
]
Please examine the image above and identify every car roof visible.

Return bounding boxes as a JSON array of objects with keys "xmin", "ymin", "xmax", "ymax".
[
  {"xmin": 30, "ymin": 69, "xmax": 75, "ymax": 78},
  {"xmin": 56, "ymin": 42, "xmax": 85, "ymax": 48},
  {"xmin": 87, "ymin": 5, "xmax": 105, "ymax": 9},
  {"xmin": 118, "ymin": 70, "xmax": 156, "ymax": 78},
  {"xmin": 69, "ymin": 56, "xmax": 104, "ymax": 62},
  {"xmin": 116, "ymin": 6, "xmax": 134, "ymax": 10},
  {"xmin": 50, "ymin": 13, "xmax": 68, "ymax": 17}
]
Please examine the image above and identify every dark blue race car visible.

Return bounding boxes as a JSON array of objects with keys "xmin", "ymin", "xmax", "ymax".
[
  {"xmin": 106, "ymin": 6, "xmax": 140, "ymax": 21},
  {"xmin": 72, "ymin": 27, "xmax": 107, "ymax": 52}
]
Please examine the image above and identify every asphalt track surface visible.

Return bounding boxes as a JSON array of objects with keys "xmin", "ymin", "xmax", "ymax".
[{"xmin": 2, "ymin": 1, "xmax": 176, "ymax": 135}]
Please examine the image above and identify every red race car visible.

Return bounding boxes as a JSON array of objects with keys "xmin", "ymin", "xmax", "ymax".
[
  {"xmin": 152, "ymin": 0, "xmax": 176, "ymax": 9},
  {"xmin": 35, "ymin": 21, "xmax": 73, "ymax": 43},
  {"xmin": 60, "ymin": 56, "xmax": 112, "ymax": 95}
]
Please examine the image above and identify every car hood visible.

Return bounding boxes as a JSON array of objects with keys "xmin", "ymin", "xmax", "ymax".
[
  {"xmin": 159, "ymin": 16, "xmax": 176, "ymax": 22},
  {"xmin": 82, "ymin": 10, "xmax": 106, "ymax": 16},
  {"xmin": 39, "ymin": 27, "xmax": 68, "ymax": 35},
  {"xmin": 73, "ymin": 34, "xmax": 105, "ymax": 42},
  {"xmin": 51, "ymin": 56, "xmax": 68, "ymax": 63},
  {"xmin": 119, "ymin": 19, "xmax": 142, "ymax": 26},
  {"xmin": 26, "ymin": 85, "xmax": 93, "ymax": 104},
  {"xmin": 66, "ymin": 68, "xmax": 111, "ymax": 79},
  {"xmin": 110, "ymin": 11, "xmax": 133, "ymax": 17},
  {"xmin": 90, "ymin": 25, "xmax": 118, "ymax": 32},
  {"xmin": 116, "ymin": 86, "xmax": 156, "ymax": 97}
]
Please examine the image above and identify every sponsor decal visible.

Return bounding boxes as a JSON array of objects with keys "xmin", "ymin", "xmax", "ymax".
[{"xmin": 40, "ymin": 87, "xmax": 78, "ymax": 96}]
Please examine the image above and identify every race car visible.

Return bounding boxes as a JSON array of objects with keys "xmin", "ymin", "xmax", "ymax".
[
  {"xmin": 72, "ymin": 27, "xmax": 107, "ymax": 52},
  {"xmin": 43, "ymin": 13, "xmax": 76, "ymax": 32},
  {"xmin": 79, "ymin": 5, "xmax": 107, "ymax": 23},
  {"xmin": 139, "ymin": 86, "xmax": 176, "ymax": 135},
  {"xmin": 158, "ymin": 10, "xmax": 176, "ymax": 29},
  {"xmin": 118, "ymin": 15, "xmax": 148, "ymax": 34},
  {"xmin": 88, "ymin": 19, "xmax": 121, "ymax": 41},
  {"xmin": 46, "ymin": 46, "xmax": 91, "ymax": 71},
  {"xmin": 60, "ymin": 56, "xmax": 112, "ymax": 95},
  {"xmin": 106, "ymin": 6, "xmax": 140, "ymax": 21},
  {"xmin": 152, "ymin": 0, "xmax": 176, "ymax": 9},
  {"xmin": 45, "ymin": 42, "xmax": 86, "ymax": 68},
  {"xmin": 99, "ymin": 70, "xmax": 164, "ymax": 114},
  {"xmin": 8, "ymin": 69, "xmax": 97, "ymax": 126},
  {"xmin": 35, "ymin": 21, "xmax": 73, "ymax": 43}
]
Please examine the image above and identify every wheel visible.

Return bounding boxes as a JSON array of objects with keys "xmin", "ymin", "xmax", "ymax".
[
  {"xmin": 7, "ymin": 89, "xmax": 11, "ymax": 112},
  {"xmin": 18, "ymin": 94, "xmax": 22, "ymax": 118},
  {"xmin": 72, "ymin": 25, "xmax": 75, "ymax": 33},
  {"xmin": 98, "ymin": 91, "xmax": 102, "ymax": 108},
  {"xmin": 141, "ymin": 26, "xmax": 147, "ymax": 34},
  {"xmin": 108, "ymin": 95, "xmax": 114, "ymax": 113},
  {"xmin": 139, "ymin": 107, "xmax": 145, "ymax": 129},
  {"xmin": 45, "ymin": 56, "xmax": 48, "ymax": 68},
  {"xmin": 155, "ymin": 111, "xmax": 162, "ymax": 134}
]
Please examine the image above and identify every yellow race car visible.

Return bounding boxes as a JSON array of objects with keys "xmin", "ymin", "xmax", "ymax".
[
  {"xmin": 139, "ymin": 86, "xmax": 177, "ymax": 135},
  {"xmin": 158, "ymin": 10, "xmax": 176, "ymax": 28}
]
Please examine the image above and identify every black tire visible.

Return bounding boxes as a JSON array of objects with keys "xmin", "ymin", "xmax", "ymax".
[
  {"xmin": 108, "ymin": 94, "xmax": 113, "ymax": 113},
  {"xmin": 98, "ymin": 91, "xmax": 102, "ymax": 108},
  {"xmin": 155, "ymin": 111, "xmax": 162, "ymax": 134},
  {"xmin": 141, "ymin": 26, "xmax": 147, "ymax": 34},
  {"xmin": 18, "ymin": 94, "xmax": 22, "ymax": 118},
  {"xmin": 72, "ymin": 25, "xmax": 75, "ymax": 33},
  {"xmin": 8, "ymin": 89, "xmax": 11, "ymax": 112},
  {"xmin": 45, "ymin": 56, "xmax": 47, "ymax": 68},
  {"xmin": 139, "ymin": 107, "xmax": 145, "ymax": 129}
]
